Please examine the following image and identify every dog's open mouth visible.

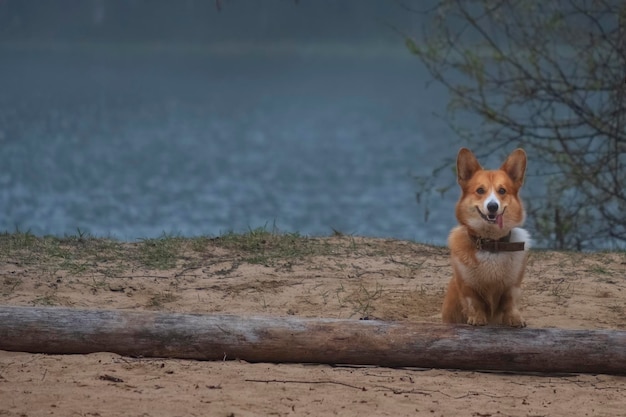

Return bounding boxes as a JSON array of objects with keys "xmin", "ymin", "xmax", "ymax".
[{"xmin": 476, "ymin": 207, "xmax": 505, "ymax": 229}]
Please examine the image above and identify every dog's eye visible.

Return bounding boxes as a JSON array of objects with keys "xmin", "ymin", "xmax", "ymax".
[
  {"xmin": 498, "ymin": 188, "xmax": 506, "ymax": 195},
  {"xmin": 476, "ymin": 187, "xmax": 485, "ymax": 195}
]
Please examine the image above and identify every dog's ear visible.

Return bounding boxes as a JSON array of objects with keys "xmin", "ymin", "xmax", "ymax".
[
  {"xmin": 500, "ymin": 148, "xmax": 527, "ymax": 186},
  {"xmin": 456, "ymin": 148, "xmax": 482, "ymax": 185}
]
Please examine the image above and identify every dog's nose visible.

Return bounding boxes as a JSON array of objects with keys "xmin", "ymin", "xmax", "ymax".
[{"xmin": 487, "ymin": 201, "xmax": 499, "ymax": 213}]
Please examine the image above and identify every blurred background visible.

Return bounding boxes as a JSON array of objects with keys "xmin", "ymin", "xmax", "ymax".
[{"xmin": 0, "ymin": 0, "xmax": 457, "ymax": 244}]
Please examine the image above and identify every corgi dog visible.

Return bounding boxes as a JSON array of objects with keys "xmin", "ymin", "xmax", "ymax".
[{"xmin": 442, "ymin": 148, "xmax": 530, "ymax": 327}]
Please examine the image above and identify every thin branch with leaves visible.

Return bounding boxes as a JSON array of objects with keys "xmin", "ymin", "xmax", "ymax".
[{"xmin": 405, "ymin": 0, "xmax": 625, "ymax": 249}]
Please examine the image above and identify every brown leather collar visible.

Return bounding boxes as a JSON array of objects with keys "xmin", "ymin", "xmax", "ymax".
[{"xmin": 470, "ymin": 231, "xmax": 525, "ymax": 252}]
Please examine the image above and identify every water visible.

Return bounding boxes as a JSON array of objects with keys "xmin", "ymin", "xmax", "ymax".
[{"xmin": 0, "ymin": 44, "xmax": 459, "ymax": 244}]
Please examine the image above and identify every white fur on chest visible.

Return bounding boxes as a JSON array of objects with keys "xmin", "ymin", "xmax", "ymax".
[{"xmin": 455, "ymin": 228, "xmax": 531, "ymax": 289}]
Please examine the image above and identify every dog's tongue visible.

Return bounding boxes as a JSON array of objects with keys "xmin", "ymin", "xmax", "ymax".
[{"xmin": 496, "ymin": 214, "xmax": 504, "ymax": 229}]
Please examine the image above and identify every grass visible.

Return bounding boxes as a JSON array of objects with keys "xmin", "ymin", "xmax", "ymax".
[
  {"xmin": 0, "ymin": 230, "xmax": 124, "ymax": 266},
  {"xmin": 2, "ymin": 228, "xmax": 621, "ymax": 285},
  {"xmin": 1, "ymin": 228, "xmax": 624, "ymax": 327},
  {"xmin": 588, "ymin": 265, "xmax": 611, "ymax": 275},
  {"xmin": 334, "ymin": 282, "xmax": 385, "ymax": 319},
  {"xmin": 0, "ymin": 226, "xmax": 365, "ymax": 279},
  {"xmin": 146, "ymin": 291, "xmax": 180, "ymax": 308},
  {"xmin": 212, "ymin": 226, "xmax": 341, "ymax": 265},
  {"xmin": 137, "ymin": 235, "xmax": 185, "ymax": 269},
  {"xmin": 345, "ymin": 283, "xmax": 384, "ymax": 319},
  {"xmin": 32, "ymin": 294, "xmax": 61, "ymax": 306},
  {"xmin": 0, "ymin": 227, "xmax": 433, "ymax": 314},
  {"xmin": 0, "ymin": 230, "xmax": 213, "ymax": 275},
  {"xmin": 549, "ymin": 279, "xmax": 573, "ymax": 299},
  {"xmin": 1, "ymin": 276, "xmax": 22, "ymax": 296}
]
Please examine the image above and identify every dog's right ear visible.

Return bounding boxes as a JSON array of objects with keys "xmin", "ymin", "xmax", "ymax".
[{"xmin": 456, "ymin": 148, "xmax": 482, "ymax": 185}]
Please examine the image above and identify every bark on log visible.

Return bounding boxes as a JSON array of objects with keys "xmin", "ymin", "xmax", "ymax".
[{"xmin": 1, "ymin": 306, "xmax": 625, "ymax": 375}]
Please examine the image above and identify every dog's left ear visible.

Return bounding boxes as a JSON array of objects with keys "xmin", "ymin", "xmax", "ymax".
[
  {"xmin": 500, "ymin": 149, "xmax": 527, "ymax": 186},
  {"xmin": 456, "ymin": 148, "xmax": 483, "ymax": 185}
]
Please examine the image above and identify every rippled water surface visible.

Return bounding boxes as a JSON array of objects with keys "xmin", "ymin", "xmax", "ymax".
[{"xmin": 0, "ymin": 46, "xmax": 458, "ymax": 243}]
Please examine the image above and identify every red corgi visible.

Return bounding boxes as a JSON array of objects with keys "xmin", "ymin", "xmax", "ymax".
[{"xmin": 442, "ymin": 148, "xmax": 530, "ymax": 327}]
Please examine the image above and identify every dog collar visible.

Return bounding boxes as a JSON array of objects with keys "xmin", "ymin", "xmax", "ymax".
[{"xmin": 469, "ymin": 232, "xmax": 525, "ymax": 252}]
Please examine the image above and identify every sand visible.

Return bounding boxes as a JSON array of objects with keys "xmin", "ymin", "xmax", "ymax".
[{"xmin": 1, "ymin": 235, "xmax": 625, "ymax": 416}]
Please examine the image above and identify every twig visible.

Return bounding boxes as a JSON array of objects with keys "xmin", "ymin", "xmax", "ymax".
[
  {"xmin": 245, "ymin": 378, "xmax": 367, "ymax": 391},
  {"xmin": 113, "ymin": 275, "xmax": 169, "ymax": 279},
  {"xmin": 99, "ymin": 374, "xmax": 124, "ymax": 383},
  {"xmin": 174, "ymin": 267, "xmax": 201, "ymax": 278},
  {"xmin": 374, "ymin": 385, "xmax": 528, "ymax": 400},
  {"xmin": 373, "ymin": 385, "xmax": 433, "ymax": 396}
]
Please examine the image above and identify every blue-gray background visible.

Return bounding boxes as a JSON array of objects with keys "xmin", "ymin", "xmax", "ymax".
[{"xmin": 0, "ymin": 1, "xmax": 470, "ymax": 244}]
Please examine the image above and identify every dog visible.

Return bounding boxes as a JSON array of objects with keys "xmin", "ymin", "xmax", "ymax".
[{"xmin": 442, "ymin": 148, "xmax": 530, "ymax": 327}]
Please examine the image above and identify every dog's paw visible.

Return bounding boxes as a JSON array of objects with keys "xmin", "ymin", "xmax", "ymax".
[
  {"xmin": 467, "ymin": 315, "xmax": 488, "ymax": 326},
  {"xmin": 503, "ymin": 312, "xmax": 526, "ymax": 328}
]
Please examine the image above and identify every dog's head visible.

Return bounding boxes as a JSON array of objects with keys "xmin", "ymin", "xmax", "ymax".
[{"xmin": 454, "ymin": 148, "xmax": 527, "ymax": 239}]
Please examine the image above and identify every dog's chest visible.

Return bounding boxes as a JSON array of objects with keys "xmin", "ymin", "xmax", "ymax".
[
  {"xmin": 468, "ymin": 250, "xmax": 526, "ymax": 286},
  {"xmin": 453, "ymin": 250, "xmax": 525, "ymax": 289}
]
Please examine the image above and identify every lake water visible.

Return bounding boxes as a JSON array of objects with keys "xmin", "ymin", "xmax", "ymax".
[{"xmin": 0, "ymin": 44, "xmax": 461, "ymax": 244}]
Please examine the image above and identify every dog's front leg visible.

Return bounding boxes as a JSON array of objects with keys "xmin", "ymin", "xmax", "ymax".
[
  {"xmin": 460, "ymin": 288, "xmax": 489, "ymax": 326},
  {"xmin": 499, "ymin": 286, "xmax": 526, "ymax": 327}
]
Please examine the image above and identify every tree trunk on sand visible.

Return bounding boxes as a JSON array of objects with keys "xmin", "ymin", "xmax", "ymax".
[{"xmin": 1, "ymin": 306, "xmax": 625, "ymax": 375}]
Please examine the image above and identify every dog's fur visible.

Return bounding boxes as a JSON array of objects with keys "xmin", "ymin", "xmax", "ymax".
[{"xmin": 442, "ymin": 148, "xmax": 530, "ymax": 327}]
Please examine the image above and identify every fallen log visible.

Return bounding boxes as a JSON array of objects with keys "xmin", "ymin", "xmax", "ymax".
[{"xmin": 1, "ymin": 306, "xmax": 625, "ymax": 375}]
